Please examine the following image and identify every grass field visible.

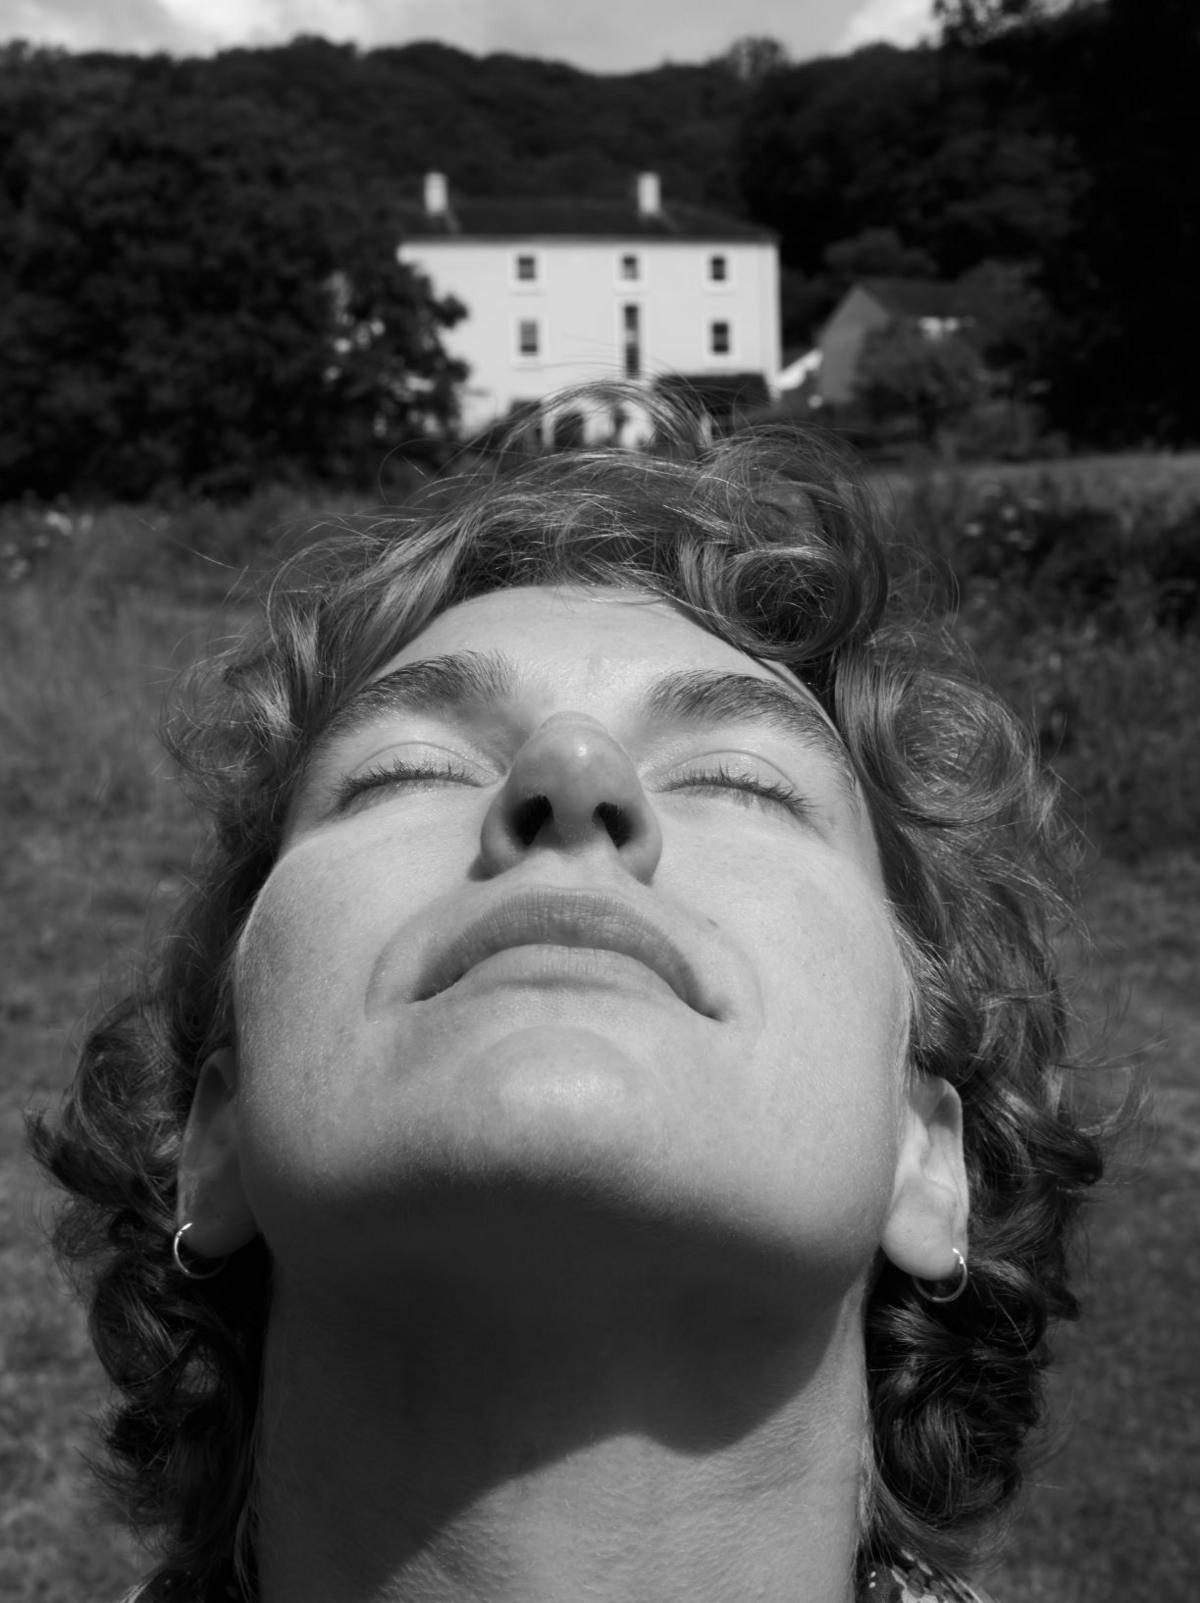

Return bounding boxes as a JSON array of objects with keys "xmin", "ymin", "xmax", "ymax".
[{"xmin": 2, "ymin": 494, "xmax": 1197, "ymax": 1600}]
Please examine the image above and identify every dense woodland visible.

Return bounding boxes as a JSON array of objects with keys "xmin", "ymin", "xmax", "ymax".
[{"xmin": 1, "ymin": 0, "xmax": 1197, "ymax": 498}]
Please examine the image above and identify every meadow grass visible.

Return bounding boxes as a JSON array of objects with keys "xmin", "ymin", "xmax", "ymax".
[
  {"xmin": 985, "ymin": 851, "xmax": 1200, "ymax": 1602},
  {"xmin": 2, "ymin": 475, "xmax": 1197, "ymax": 1600},
  {"xmin": 1, "ymin": 581, "xmax": 210, "ymax": 1600},
  {"xmin": 879, "ymin": 448, "xmax": 1200, "ymax": 533}
]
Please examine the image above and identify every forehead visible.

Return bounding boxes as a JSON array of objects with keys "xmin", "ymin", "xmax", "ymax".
[{"xmin": 386, "ymin": 583, "xmax": 809, "ymax": 700}]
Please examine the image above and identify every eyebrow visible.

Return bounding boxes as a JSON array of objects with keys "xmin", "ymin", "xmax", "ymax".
[
  {"xmin": 309, "ymin": 648, "xmax": 859, "ymax": 797},
  {"xmin": 317, "ymin": 650, "xmax": 521, "ymax": 750},
  {"xmin": 642, "ymin": 668, "xmax": 860, "ymax": 798}
]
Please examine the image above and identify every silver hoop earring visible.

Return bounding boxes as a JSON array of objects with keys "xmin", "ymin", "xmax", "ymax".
[
  {"xmin": 172, "ymin": 1222, "xmax": 227, "ymax": 1281},
  {"xmin": 912, "ymin": 1247, "xmax": 968, "ymax": 1305}
]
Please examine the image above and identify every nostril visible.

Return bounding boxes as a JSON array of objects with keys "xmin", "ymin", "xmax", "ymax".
[
  {"xmin": 513, "ymin": 793, "xmax": 552, "ymax": 847},
  {"xmin": 594, "ymin": 802, "xmax": 632, "ymax": 849}
]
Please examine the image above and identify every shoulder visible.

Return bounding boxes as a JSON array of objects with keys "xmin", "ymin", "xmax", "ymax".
[{"xmin": 861, "ymin": 1559, "xmax": 997, "ymax": 1603}]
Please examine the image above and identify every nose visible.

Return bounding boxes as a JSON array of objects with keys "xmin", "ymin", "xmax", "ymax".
[{"xmin": 479, "ymin": 714, "xmax": 662, "ymax": 881}]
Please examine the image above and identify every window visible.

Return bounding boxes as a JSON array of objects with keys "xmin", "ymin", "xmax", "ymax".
[
  {"xmin": 515, "ymin": 252, "xmax": 539, "ymax": 283},
  {"xmin": 517, "ymin": 318, "xmax": 541, "ymax": 358},
  {"xmin": 710, "ymin": 319, "xmax": 731, "ymax": 356},
  {"xmin": 619, "ymin": 252, "xmax": 640, "ymax": 282},
  {"xmin": 708, "ymin": 253, "xmax": 728, "ymax": 283},
  {"xmin": 622, "ymin": 303, "xmax": 641, "ymax": 378}
]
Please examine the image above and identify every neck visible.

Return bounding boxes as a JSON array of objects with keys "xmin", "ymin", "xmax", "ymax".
[{"xmin": 253, "ymin": 1240, "xmax": 867, "ymax": 1603}]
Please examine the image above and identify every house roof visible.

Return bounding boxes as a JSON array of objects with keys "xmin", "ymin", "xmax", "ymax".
[
  {"xmin": 399, "ymin": 197, "xmax": 775, "ymax": 244},
  {"xmin": 857, "ymin": 276, "xmax": 963, "ymax": 318}
]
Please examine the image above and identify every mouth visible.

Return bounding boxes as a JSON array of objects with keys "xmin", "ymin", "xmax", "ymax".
[{"xmin": 414, "ymin": 887, "xmax": 713, "ymax": 1017}]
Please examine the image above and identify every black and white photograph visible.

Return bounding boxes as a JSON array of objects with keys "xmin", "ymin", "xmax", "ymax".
[{"xmin": 2, "ymin": 2, "xmax": 1195, "ymax": 1600}]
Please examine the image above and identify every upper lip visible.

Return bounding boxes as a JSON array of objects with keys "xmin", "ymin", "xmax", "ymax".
[{"xmin": 414, "ymin": 887, "xmax": 713, "ymax": 1016}]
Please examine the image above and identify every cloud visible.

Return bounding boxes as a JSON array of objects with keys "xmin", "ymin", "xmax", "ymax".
[
  {"xmin": 126, "ymin": 0, "xmax": 382, "ymax": 52},
  {"xmin": 833, "ymin": 0, "xmax": 935, "ymax": 52},
  {"xmin": 4, "ymin": 0, "xmax": 893, "ymax": 68},
  {"xmin": 443, "ymin": 0, "xmax": 851, "ymax": 72},
  {"xmin": 6, "ymin": 0, "xmax": 387, "ymax": 53},
  {"xmin": 6, "ymin": 0, "xmax": 189, "ymax": 52}
]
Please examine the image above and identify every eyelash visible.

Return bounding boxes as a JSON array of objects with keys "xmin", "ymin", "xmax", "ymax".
[
  {"xmin": 333, "ymin": 758, "xmax": 810, "ymax": 822},
  {"xmin": 334, "ymin": 757, "xmax": 479, "ymax": 811},
  {"xmin": 667, "ymin": 763, "xmax": 812, "ymax": 821}
]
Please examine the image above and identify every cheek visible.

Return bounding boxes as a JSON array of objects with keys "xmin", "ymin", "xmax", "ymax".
[
  {"xmin": 232, "ymin": 817, "xmax": 453, "ymax": 1030},
  {"xmin": 754, "ymin": 934, "xmax": 909, "ymax": 1263},
  {"xmin": 670, "ymin": 819, "xmax": 906, "ymax": 1038},
  {"xmin": 229, "ymin": 859, "xmax": 393, "ymax": 1246},
  {"xmin": 231, "ymin": 852, "xmax": 380, "ymax": 1111},
  {"xmin": 716, "ymin": 849, "xmax": 911, "ymax": 1156},
  {"xmin": 237, "ymin": 860, "xmax": 356, "ymax": 1013},
  {"xmin": 768, "ymin": 889, "xmax": 909, "ymax": 1076}
]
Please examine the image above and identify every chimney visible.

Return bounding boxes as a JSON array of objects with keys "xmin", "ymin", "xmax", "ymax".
[
  {"xmin": 424, "ymin": 171, "xmax": 448, "ymax": 216},
  {"xmin": 636, "ymin": 171, "xmax": 661, "ymax": 217}
]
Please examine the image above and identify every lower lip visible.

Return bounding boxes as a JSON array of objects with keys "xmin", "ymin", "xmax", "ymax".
[{"xmin": 431, "ymin": 944, "xmax": 683, "ymax": 1006}]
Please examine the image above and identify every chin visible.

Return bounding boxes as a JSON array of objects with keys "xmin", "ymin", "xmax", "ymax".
[{"xmin": 416, "ymin": 1023, "xmax": 672, "ymax": 1187}]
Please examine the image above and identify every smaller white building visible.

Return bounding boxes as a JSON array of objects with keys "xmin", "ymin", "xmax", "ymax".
[
  {"xmin": 398, "ymin": 172, "xmax": 780, "ymax": 436},
  {"xmin": 817, "ymin": 278, "xmax": 965, "ymax": 408}
]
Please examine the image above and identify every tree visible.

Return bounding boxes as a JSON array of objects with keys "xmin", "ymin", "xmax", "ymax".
[
  {"xmin": 317, "ymin": 210, "xmax": 467, "ymax": 483},
  {"xmin": 1035, "ymin": 0, "xmax": 1200, "ymax": 443},
  {"xmin": 736, "ymin": 42, "xmax": 1080, "ymax": 279},
  {"xmin": 823, "ymin": 228, "xmax": 938, "ymax": 288},
  {"xmin": 0, "ymin": 54, "xmax": 465, "ymax": 499},
  {"xmin": 955, "ymin": 258, "xmax": 1049, "ymax": 386},
  {"xmin": 854, "ymin": 322, "xmax": 988, "ymax": 452},
  {"xmin": 778, "ymin": 268, "xmax": 838, "ymax": 349},
  {"xmin": 720, "ymin": 36, "xmax": 789, "ymax": 84},
  {"xmin": 933, "ymin": 0, "xmax": 1082, "ymax": 45}
]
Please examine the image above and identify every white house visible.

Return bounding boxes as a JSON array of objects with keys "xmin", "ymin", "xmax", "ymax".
[{"xmin": 397, "ymin": 172, "xmax": 781, "ymax": 437}]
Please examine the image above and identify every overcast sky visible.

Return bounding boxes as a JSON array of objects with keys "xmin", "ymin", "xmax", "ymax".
[{"xmin": 1, "ymin": 0, "xmax": 936, "ymax": 69}]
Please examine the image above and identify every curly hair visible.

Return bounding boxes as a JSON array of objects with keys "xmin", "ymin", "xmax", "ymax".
[{"xmin": 29, "ymin": 389, "xmax": 1110, "ymax": 1600}]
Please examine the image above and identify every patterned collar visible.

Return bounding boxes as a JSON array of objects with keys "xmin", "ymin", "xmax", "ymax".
[{"xmin": 862, "ymin": 1559, "xmax": 993, "ymax": 1602}]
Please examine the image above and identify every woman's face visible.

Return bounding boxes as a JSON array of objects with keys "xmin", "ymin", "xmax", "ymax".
[{"xmin": 214, "ymin": 585, "xmax": 938, "ymax": 1302}]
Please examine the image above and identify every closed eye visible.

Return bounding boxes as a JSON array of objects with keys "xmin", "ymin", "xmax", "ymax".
[
  {"xmin": 661, "ymin": 763, "xmax": 813, "ymax": 823},
  {"xmin": 333, "ymin": 756, "xmax": 481, "ymax": 813}
]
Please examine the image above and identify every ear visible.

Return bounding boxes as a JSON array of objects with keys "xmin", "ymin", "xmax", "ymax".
[
  {"xmin": 176, "ymin": 1048, "xmax": 259, "ymax": 1258},
  {"xmin": 880, "ymin": 1074, "xmax": 968, "ymax": 1281}
]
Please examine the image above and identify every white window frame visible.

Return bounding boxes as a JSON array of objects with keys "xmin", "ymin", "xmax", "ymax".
[
  {"xmin": 514, "ymin": 315, "xmax": 544, "ymax": 363},
  {"xmin": 511, "ymin": 250, "xmax": 543, "ymax": 289},
  {"xmin": 705, "ymin": 251, "xmax": 733, "ymax": 289},
  {"xmin": 708, "ymin": 317, "xmax": 734, "ymax": 359},
  {"xmin": 616, "ymin": 250, "xmax": 642, "ymax": 285}
]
